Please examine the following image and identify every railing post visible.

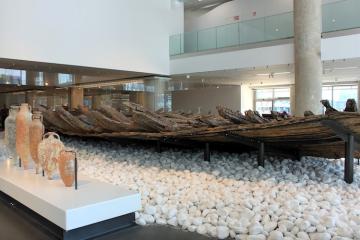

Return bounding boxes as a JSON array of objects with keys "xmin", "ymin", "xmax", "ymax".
[
  {"xmin": 258, "ymin": 141, "xmax": 265, "ymax": 167},
  {"xmin": 345, "ymin": 134, "xmax": 354, "ymax": 184}
]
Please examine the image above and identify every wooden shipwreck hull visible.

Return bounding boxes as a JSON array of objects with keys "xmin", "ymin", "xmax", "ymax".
[{"xmin": 41, "ymin": 104, "xmax": 360, "ymax": 159}]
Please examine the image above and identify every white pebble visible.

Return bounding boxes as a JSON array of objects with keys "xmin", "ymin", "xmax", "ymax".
[{"xmin": 217, "ymin": 226, "xmax": 230, "ymax": 239}]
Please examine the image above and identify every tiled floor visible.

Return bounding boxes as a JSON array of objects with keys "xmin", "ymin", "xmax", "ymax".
[{"xmin": 0, "ymin": 197, "xmax": 211, "ymax": 240}]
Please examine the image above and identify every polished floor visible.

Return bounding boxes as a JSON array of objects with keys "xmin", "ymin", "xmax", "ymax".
[{"xmin": 0, "ymin": 198, "xmax": 211, "ymax": 240}]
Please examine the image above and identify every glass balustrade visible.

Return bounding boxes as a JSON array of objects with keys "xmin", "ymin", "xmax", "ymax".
[{"xmin": 170, "ymin": 0, "xmax": 360, "ymax": 56}]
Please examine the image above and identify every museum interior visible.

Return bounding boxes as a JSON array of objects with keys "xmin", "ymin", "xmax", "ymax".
[{"xmin": 1, "ymin": 0, "xmax": 360, "ymax": 239}]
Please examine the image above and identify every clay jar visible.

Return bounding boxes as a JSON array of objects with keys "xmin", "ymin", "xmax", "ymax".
[
  {"xmin": 58, "ymin": 150, "xmax": 76, "ymax": 187},
  {"xmin": 29, "ymin": 112, "xmax": 45, "ymax": 174},
  {"xmin": 4, "ymin": 106, "xmax": 20, "ymax": 165},
  {"xmin": 38, "ymin": 132, "xmax": 64, "ymax": 180},
  {"xmin": 16, "ymin": 103, "xmax": 32, "ymax": 169}
]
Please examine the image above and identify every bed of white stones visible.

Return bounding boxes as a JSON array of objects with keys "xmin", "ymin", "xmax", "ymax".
[{"xmin": 2, "ymin": 136, "xmax": 360, "ymax": 240}]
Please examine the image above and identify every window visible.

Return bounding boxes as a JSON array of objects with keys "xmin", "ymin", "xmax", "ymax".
[
  {"xmin": 0, "ymin": 68, "xmax": 26, "ymax": 85},
  {"xmin": 58, "ymin": 73, "xmax": 73, "ymax": 85},
  {"xmin": 255, "ymin": 88, "xmax": 291, "ymax": 114},
  {"xmin": 322, "ymin": 85, "xmax": 358, "ymax": 111},
  {"xmin": 35, "ymin": 72, "xmax": 44, "ymax": 86}
]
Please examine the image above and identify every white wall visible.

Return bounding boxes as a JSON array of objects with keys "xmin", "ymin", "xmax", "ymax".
[
  {"xmin": 185, "ymin": 0, "xmax": 343, "ymax": 32},
  {"xmin": 172, "ymin": 86, "xmax": 241, "ymax": 114},
  {"xmin": 0, "ymin": 0, "xmax": 179, "ymax": 75},
  {"xmin": 171, "ymin": 42, "xmax": 294, "ymax": 74},
  {"xmin": 171, "ymin": 0, "xmax": 185, "ymax": 35}
]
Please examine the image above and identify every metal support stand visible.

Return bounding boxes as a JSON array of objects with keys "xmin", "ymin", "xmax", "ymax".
[
  {"xmin": 257, "ymin": 142, "xmax": 265, "ymax": 167},
  {"xmin": 296, "ymin": 150, "xmax": 302, "ymax": 161},
  {"xmin": 204, "ymin": 143, "xmax": 210, "ymax": 162},
  {"xmin": 156, "ymin": 141, "xmax": 161, "ymax": 153},
  {"xmin": 75, "ymin": 156, "xmax": 78, "ymax": 190},
  {"xmin": 345, "ymin": 134, "xmax": 354, "ymax": 184},
  {"xmin": 19, "ymin": 158, "xmax": 21, "ymax": 168},
  {"xmin": 42, "ymin": 170, "xmax": 45, "ymax": 177}
]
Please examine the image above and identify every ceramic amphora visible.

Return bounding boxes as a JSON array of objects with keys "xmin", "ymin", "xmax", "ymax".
[
  {"xmin": 16, "ymin": 103, "xmax": 32, "ymax": 169},
  {"xmin": 58, "ymin": 150, "xmax": 76, "ymax": 187},
  {"xmin": 4, "ymin": 106, "xmax": 20, "ymax": 164},
  {"xmin": 38, "ymin": 132, "xmax": 64, "ymax": 180}
]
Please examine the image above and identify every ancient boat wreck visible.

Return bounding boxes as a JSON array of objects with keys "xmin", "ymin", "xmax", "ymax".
[{"xmin": 41, "ymin": 100, "xmax": 360, "ymax": 161}]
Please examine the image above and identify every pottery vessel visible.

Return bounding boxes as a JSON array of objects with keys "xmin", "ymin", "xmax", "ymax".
[
  {"xmin": 58, "ymin": 150, "xmax": 76, "ymax": 187},
  {"xmin": 16, "ymin": 103, "xmax": 32, "ymax": 169},
  {"xmin": 38, "ymin": 132, "xmax": 64, "ymax": 180},
  {"xmin": 29, "ymin": 112, "xmax": 45, "ymax": 174},
  {"xmin": 4, "ymin": 106, "xmax": 20, "ymax": 164}
]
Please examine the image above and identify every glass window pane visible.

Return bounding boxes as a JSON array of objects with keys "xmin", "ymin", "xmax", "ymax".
[
  {"xmin": 273, "ymin": 99, "xmax": 290, "ymax": 113},
  {"xmin": 256, "ymin": 100, "xmax": 272, "ymax": 114},
  {"xmin": 274, "ymin": 88, "xmax": 290, "ymax": 98},
  {"xmin": 322, "ymin": 86, "xmax": 333, "ymax": 104},
  {"xmin": 332, "ymin": 85, "xmax": 358, "ymax": 111},
  {"xmin": 256, "ymin": 89, "xmax": 273, "ymax": 99},
  {"xmin": 58, "ymin": 73, "xmax": 73, "ymax": 85}
]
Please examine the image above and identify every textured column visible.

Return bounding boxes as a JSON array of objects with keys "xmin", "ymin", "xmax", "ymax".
[
  {"xmin": 294, "ymin": 0, "xmax": 322, "ymax": 116},
  {"xmin": 69, "ymin": 87, "xmax": 84, "ymax": 110},
  {"xmin": 143, "ymin": 77, "xmax": 168, "ymax": 111},
  {"xmin": 92, "ymin": 95, "xmax": 103, "ymax": 110},
  {"xmin": 290, "ymin": 85, "xmax": 296, "ymax": 115},
  {"xmin": 357, "ymin": 82, "xmax": 360, "ymax": 112},
  {"xmin": 25, "ymin": 91, "xmax": 36, "ymax": 108},
  {"xmin": 26, "ymin": 71, "xmax": 37, "ymax": 86}
]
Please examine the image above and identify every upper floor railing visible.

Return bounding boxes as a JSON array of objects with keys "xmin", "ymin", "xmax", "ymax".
[{"xmin": 170, "ymin": 0, "xmax": 360, "ymax": 56}]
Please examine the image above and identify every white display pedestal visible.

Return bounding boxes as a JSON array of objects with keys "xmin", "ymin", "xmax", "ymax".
[{"xmin": 0, "ymin": 159, "xmax": 141, "ymax": 239}]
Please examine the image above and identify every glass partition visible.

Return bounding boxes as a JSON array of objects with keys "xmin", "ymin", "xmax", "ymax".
[
  {"xmin": 264, "ymin": 12, "xmax": 293, "ymax": 41},
  {"xmin": 323, "ymin": 0, "xmax": 360, "ymax": 32},
  {"xmin": 183, "ymin": 31, "xmax": 198, "ymax": 53},
  {"xmin": 239, "ymin": 18, "xmax": 265, "ymax": 44},
  {"xmin": 217, "ymin": 23, "xmax": 239, "ymax": 48},
  {"xmin": 170, "ymin": 0, "xmax": 360, "ymax": 56},
  {"xmin": 198, "ymin": 28, "xmax": 217, "ymax": 51},
  {"xmin": 169, "ymin": 34, "xmax": 182, "ymax": 55}
]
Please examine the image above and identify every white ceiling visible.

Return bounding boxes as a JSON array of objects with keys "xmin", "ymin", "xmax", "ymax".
[
  {"xmin": 170, "ymin": 58, "xmax": 360, "ymax": 87},
  {"xmin": 183, "ymin": 0, "xmax": 233, "ymax": 10}
]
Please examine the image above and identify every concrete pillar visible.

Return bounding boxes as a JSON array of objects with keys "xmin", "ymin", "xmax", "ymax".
[
  {"xmin": 357, "ymin": 81, "xmax": 360, "ymax": 112},
  {"xmin": 26, "ymin": 71, "xmax": 37, "ymax": 86},
  {"xmin": 25, "ymin": 91, "xmax": 36, "ymax": 108},
  {"xmin": 294, "ymin": 0, "xmax": 322, "ymax": 116},
  {"xmin": 68, "ymin": 87, "xmax": 84, "ymax": 110},
  {"xmin": 143, "ymin": 77, "xmax": 168, "ymax": 111},
  {"xmin": 47, "ymin": 95, "xmax": 55, "ymax": 109},
  {"xmin": 290, "ymin": 85, "xmax": 296, "ymax": 115},
  {"xmin": 240, "ymin": 84, "xmax": 254, "ymax": 113},
  {"xmin": 92, "ymin": 95, "xmax": 103, "ymax": 110}
]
